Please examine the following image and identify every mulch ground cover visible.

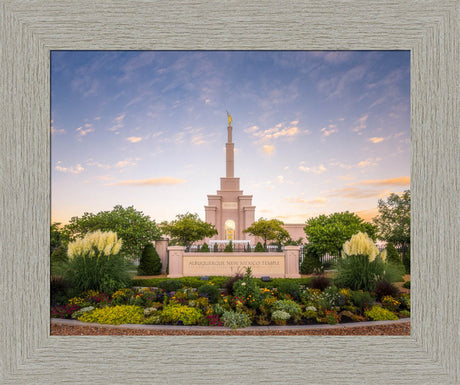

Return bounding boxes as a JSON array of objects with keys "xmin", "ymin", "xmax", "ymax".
[{"xmin": 51, "ymin": 321, "xmax": 410, "ymax": 336}]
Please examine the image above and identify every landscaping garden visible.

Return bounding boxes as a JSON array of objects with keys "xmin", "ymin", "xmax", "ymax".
[{"xmin": 51, "ymin": 231, "xmax": 410, "ymax": 329}]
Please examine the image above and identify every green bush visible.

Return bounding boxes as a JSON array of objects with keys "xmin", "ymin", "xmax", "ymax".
[
  {"xmin": 319, "ymin": 286, "xmax": 347, "ymax": 309},
  {"xmin": 223, "ymin": 273, "xmax": 243, "ymax": 295},
  {"xmin": 224, "ymin": 241, "xmax": 233, "ymax": 252},
  {"xmin": 271, "ymin": 310, "xmax": 290, "ymax": 325},
  {"xmin": 200, "ymin": 243, "xmax": 210, "ymax": 252},
  {"xmin": 50, "ymin": 246, "xmax": 69, "ymax": 276},
  {"xmin": 246, "ymin": 243, "xmax": 252, "ymax": 252},
  {"xmin": 78, "ymin": 305, "xmax": 144, "ymax": 325},
  {"xmin": 399, "ymin": 310, "xmax": 410, "ymax": 318},
  {"xmin": 138, "ymin": 243, "xmax": 162, "ymax": 276},
  {"xmin": 403, "ymin": 281, "xmax": 410, "ymax": 289},
  {"xmin": 159, "ymin": 279, "xmax": 184, "ymax": 292},
  {"xmin": 300, "ymin": 245, "xmax": 322, "ymax": 274},
  {"xmin": 351, "ymin": 291, "xmax": 375, "ymax": 309},
  {"xmin": 254, "ymin": 242, "xmax": 265, "ymax": 252},
  {"xmin": 403, "ymin": 248, "xmax": 410, "ymax": 274},
  {"xmin": 233, "ymin": 268, "xmax": 261, "ymax": 308},
  {"xmin": 334, "ymin": 254, "xmax": 386, "ymax": 291},
  {"xmin": 213, "ymin": 243, "xmax": 219, "ymax": 252},
  {"xmin": 160, "ymin": 304, "xmax": 203, "ymax": 325},
  {"xmin": 65, "ymin": 231, "xmax": 130, "ymax": 294},
  {"xmin": 221, "ymin": 310, "xmax": 252, "ymax": 329},
  {"xmin": 385, "ymin": 242, "xmax": 403, "ymax": 266},
  {"xmin": 275, "ymin": 280, "xmax": 301, "ymax": 301},
  {"xmin": 364, "ymin": 306, "xmax": 398, "ymax": 321},
  {"xmin": 271, "ymin": 300, "xmax": 301, "ymax": 320},
  {"xmin": 66, "ymin": 253, "xmax": 131, "ymax": 295},
  {"xmin": 197, "ymin": 284, "xmax": 221, "ymax": 303}
]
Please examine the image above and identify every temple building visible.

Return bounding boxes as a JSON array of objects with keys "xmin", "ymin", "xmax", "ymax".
[
  {"xmin": 204, "ymin": 114, "xmax": 256, "ymax": 242},
  {"xmin": 204, "ymin": 114, "xmax": 306, "ymax": 245}
]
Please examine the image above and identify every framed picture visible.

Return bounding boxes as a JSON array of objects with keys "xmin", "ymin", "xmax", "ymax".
[{"xmin": 1, "ymin": 1, "xmax": 458, "ymax": 384}]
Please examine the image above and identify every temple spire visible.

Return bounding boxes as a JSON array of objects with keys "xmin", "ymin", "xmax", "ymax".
[{"xmin": 225, "ymin": 111, "xmax": 234, "ymax": 177}]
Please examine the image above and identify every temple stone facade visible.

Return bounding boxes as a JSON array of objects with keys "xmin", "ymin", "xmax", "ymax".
[{"xmin": 205, "ymin": 118, "xmax": 256, "ymax": 242}]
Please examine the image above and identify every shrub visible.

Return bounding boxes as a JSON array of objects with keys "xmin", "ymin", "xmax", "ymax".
[
  {"xmin": 271, "ymin": 300, "xmax": 301, "ymax": 321},
  {"xmin": 50, "ymin": 275, "xmax": 75, "ymax": 305},
  {"xmin": 65, "ymin": 230, "xmax": 130, "ymax": 294},
  {"xmin": 71, "ymin": 306, "xmax": 95, "ymax": 319},
  {"xmin": 51, "ymin": 303, "xmax": 81, "ymax": 319},
  {"xmin": 364, "ymin": 306, "xmax": 398, "ymax": 321},
  {"xmin": 374, "ymin": 280, "xmax": 399, "ymax": 301},
  {"xmin": 224, "ymin": 241, "xmax": 233, "ymax": 252},
  {"xmin": 197, "ymin": 284, "xmax": 221, "ymax": 303},
  {"xmin": 159, "ymin": 279, "xmax": 184, "ymax": 292},
  {"xmin": 246, "ymin": 242, "xmax": 251, "ymax": 252},
  {"xmin": 351, "ymin": 291, "xmax": 375, "ymax": 310},
  {"xmin": 334, "ymin": 254, "xmax": 385, "ymax": 291},
  {"xmin": 138, "ymin": 243, "xmax": 162, "ymax": 276},
  {"xmin": 319, "ymin": 286, "xmax": 347, "ymax": 309},
  {"xmin": 221, "ymin": 310, "xmax": 252, "ymax": 329},
  {"xmin": 403, "ymin": 281, "xmax": 410, "ymax": 289},
  {"xmin": 399, "ymin": 310, "xmax": 410, "ymax": 318},
  {"xmin": 275, "ymin": 280, "xmax": 301, "ymax": 301},
  {"xmin": 403, "ymin": 248, "xmax": 410, "ymax": 274},
  {"xmin": 300, "ymin": 245, "xmax": 322, "ymax": 274},
  {"xmin": 271, "ymin": 310, "xmax": 290, "ymax": 325},
  {"xmin": 111, "ymin": 288, "xmax": 134, "ymax": 305},
  {"xmin": 381, "ymin": 296, "xmax": 401, "ymax": 312},
  {"xmin": 233, "ymin": 268, "xmax": 261, "ymax": 308},
  {"xmin": 398, "ymin": 293, "xmax": 411, "ymax": 310},
  {"xmin": 342, "ymin": 232, "xmax": 380, "ymax": 261},
  {"xmin": 385, "ymin": 242, "xmax": 403, "ymax": 266},
  {"xmin": 51, "ymin": 246, "xmax": 69, "ymax": 275},
  {"xmin": 78, "ymin": 305, "xmax": 144, "ymax": 325},
  {"xmin": 224, "ymin": 273, "xmax": 243, "ymax": 296},
  {"xmin": 213, "ymin": 243, "xmax": 219, "ymax": 252},
  {"xmin": 160, "ymin": 304, "xmax": 203, "ymax": 325},
  {"xmin": 310, "ymin": 275, "xmax": 331, "ymax": 291},
  {"xmin": 254, "ymin": 242, "xmax": 265, "ymax": 252},
  {"xmin": 325, "ymin": 310, "xmax": 340, "ymax": 325},
  {"xmin": 200, "ymin": 243, "xmax": 210, "ymax": 252}
]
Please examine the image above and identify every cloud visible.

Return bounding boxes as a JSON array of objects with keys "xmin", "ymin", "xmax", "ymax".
[
  {"xmin": 355, "ymin": 208, "xmax": 380, "ymax": 222},
  {"xmin": 263, "ymin": 145, "xmax": 275, "ymax": 155},
  {"xmin": 126, "ymin": 136, "xmax": 143, "ymax": 143},
  {"xmin": 115, "ymin": 159, "xmax": 137, "ymax": 169},
  {"xmin": 106, "ymin": 177, "xmax": 187, "ymax": 186},
  {"xmin": 353, "ymin": 176, "xmax": 410, "ymax": 186},
  {"xmin": 298, "ymin": 162, "xmax": 327, "ymax": 174},
  {"xmin": 357, "ymin": 158, "xmax": 381, "ymax": 168},
  {"xmin": 369, "ymin": 137, "xmax": 384, "ymax": 143},
  {"xmin": 108, "ymin": 113, "xmax": 126, "ymax": 132},
  {"xmin": 248, "ymin": 121, "xmax": 303, "ymax": 142},
  {"xmin": 321, "ymin": 126, "xmax": 338, "ymax": 137},
  {"xmin": 286, "ymin": 195, "xmax": 328, "ymax": 205},
  {"xmin": 352, "ymin": 114, "xmax": 368, "ymax": 134},
  {"xmin": 51, "ymin": 126, "xmax": 66, "ymax": 135},
  {"xmin": 76, "ymin": 124, "xmax": 94, "ymax": 138},
  {"xmin": 326, "ymin": 187, "xmax": 387, "ymax": 199},
  {"xmin": 55, "ymin": 161, "xmax": 84, "ymax": 174}
]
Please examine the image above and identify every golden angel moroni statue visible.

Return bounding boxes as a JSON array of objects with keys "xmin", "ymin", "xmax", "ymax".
[{"xmin": 226, "ymin": 110, "xmax": 232, "ymax": 126}]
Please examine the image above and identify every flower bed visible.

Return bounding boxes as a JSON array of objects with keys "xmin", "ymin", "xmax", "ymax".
[{"xmin": 51, "ymin": 269, "xmax": 410, "ymax": 329}]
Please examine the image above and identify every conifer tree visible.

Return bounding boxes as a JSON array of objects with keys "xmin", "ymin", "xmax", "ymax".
[{"xmin": 138, "ymin": 243, "xmax": 162, "ymax": 276}]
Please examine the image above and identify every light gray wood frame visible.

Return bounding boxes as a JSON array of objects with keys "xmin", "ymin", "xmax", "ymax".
[{"xmin": 1, "ymin": 1, "xmax": 458, "ymax": 384}]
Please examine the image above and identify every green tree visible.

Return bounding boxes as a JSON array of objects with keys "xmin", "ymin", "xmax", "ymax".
[
  {"xmin": 243, "ymin": 218, "xmax": 289, "ymax": 250},
  {"xmin": 385, "ymin": 242, "xmax": 403, "ymax": 267},
  {"xmin": 373, "ymin": 190, "xmax": 410, "ymax": 256},
  {"xmin": 201, "ymin": 243, "xmax": 210, "ymax": 252},
  {"xmin": 304, "ymin": 211, "xmax": 377, "ymax": 258},
  {"xmin": 138, "ymin": 243, "xmax": 162, "ymax": 276},
  {"xmin": 51, "ymin": 222, "xmax": 67, "ymax": 255},
  {"xmin": 224, "ymin": 240, "xmax": 233, "ymax": 252},
  {"xmin": 161, "ymin": 212, "xmax": 218, "ymax": 251},
  {"xmin": 254, "ymin": 242, "xmax": 265, "ymax": 252},
  {"xmin": 63, "ymin": 205, "xmax": 161, "ymax": 261}
]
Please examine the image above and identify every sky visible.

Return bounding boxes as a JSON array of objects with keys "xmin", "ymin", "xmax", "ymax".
[{"xmin": 51, "ymin": 50, "xmax": 410, "ymax": 225}]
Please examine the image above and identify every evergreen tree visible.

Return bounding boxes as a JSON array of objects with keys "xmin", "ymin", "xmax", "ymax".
[
  {"xmin": 224, "ymin": 240, "xmax": 233, "ymax": 252},
  {"xmin": 213, "ymin": 243, "xmax": 219, "ymax": 252},
  {"xmin": 386, "ymin": 242, "xmax": 403, "ymax": 267},
  {"xmin": 138, "ymin": 243, "xmax": 162, "ymax": 276},
  {"xmin": 254, "ymin": 242, "xmax": 265, "ymax": 252},
  {"xmin": 246, "ymin": 242, "xmax": 251, "ymax": 252},
  {"xmin": 201, "ymin": 243, "xmax": 210, "ymax": 252},
  {"xmin": 300, "ymin": 244, "xmax": 322, "ymax": 274}
]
